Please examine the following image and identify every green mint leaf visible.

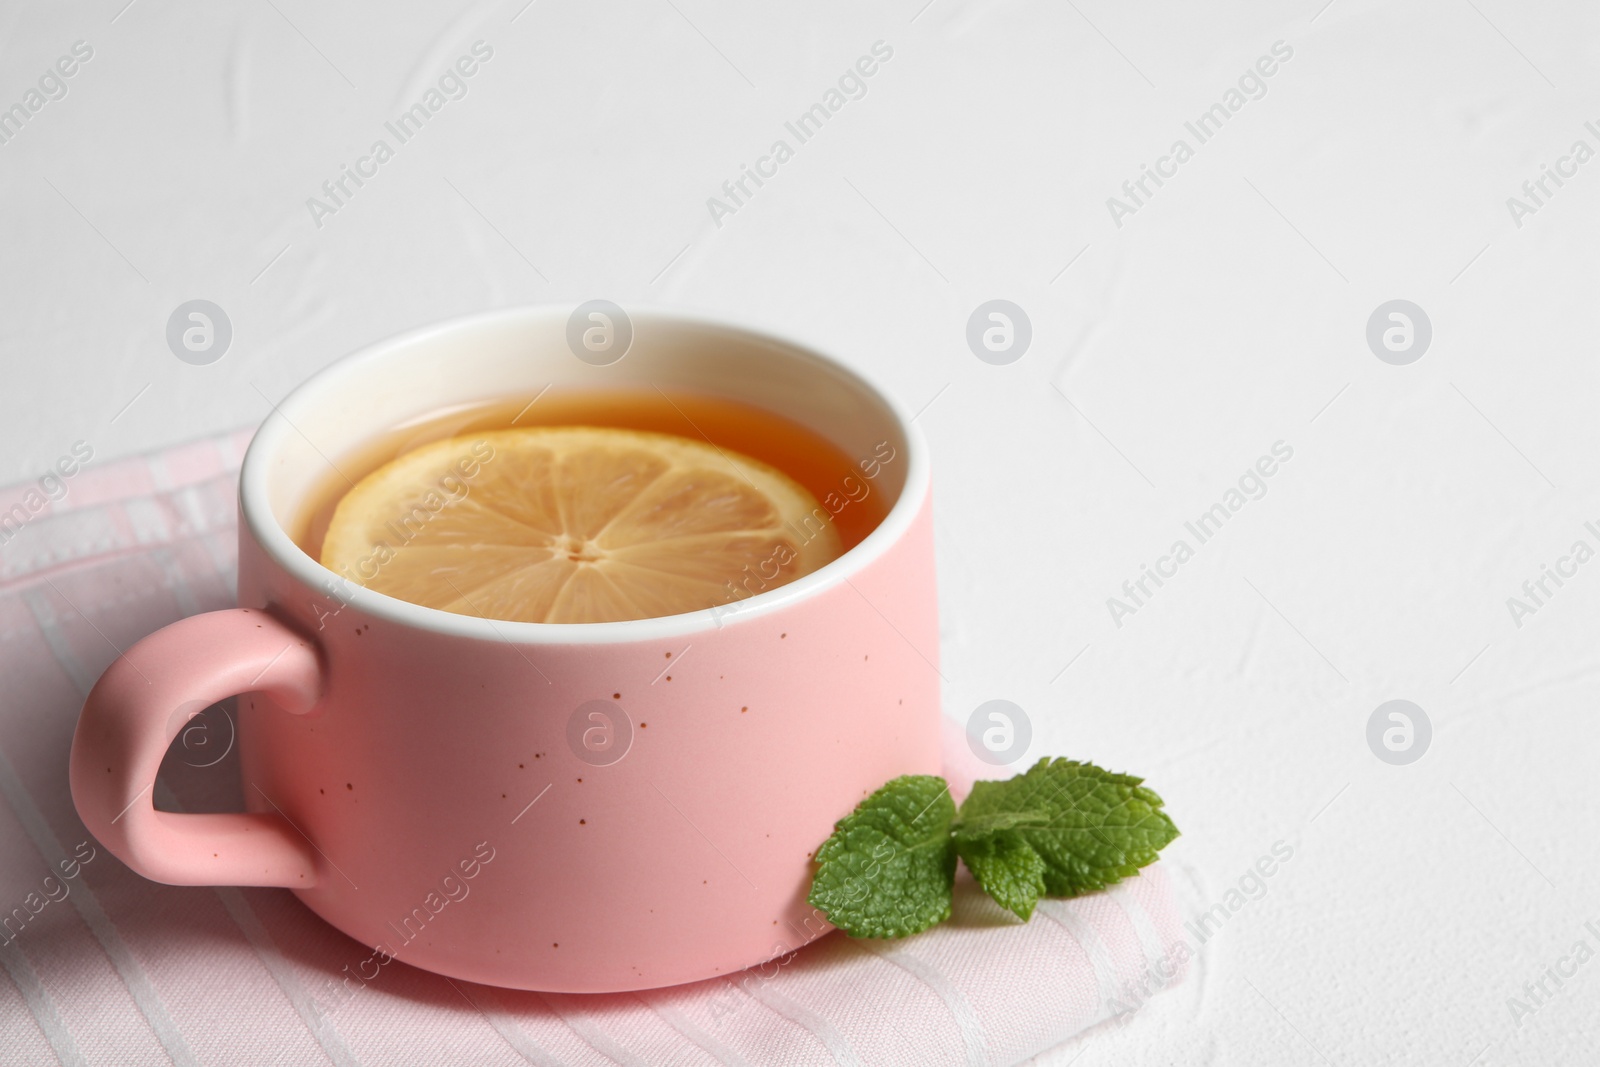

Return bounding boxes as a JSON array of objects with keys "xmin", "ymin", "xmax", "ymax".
[
  {"xmin": 953, "ymin": 828, "xmax": 1046, "ymax": 921},
  {"xmin": 956, "ymin": 757, "xmax": 1179, "ymax": 898},
  {"xmin": 807, "ymin": 775, "xmax": 955, "ymax": 938}
]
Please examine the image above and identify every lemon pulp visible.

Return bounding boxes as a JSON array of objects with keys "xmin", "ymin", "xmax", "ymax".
[{"xmin": 319, "ymin": 426, "xmax": 843, "ymax": 624}]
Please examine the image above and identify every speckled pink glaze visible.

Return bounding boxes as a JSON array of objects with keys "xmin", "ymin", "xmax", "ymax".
[{"xmin": 70, "ymin": 307, "xmax": 941, "ymax": 993}]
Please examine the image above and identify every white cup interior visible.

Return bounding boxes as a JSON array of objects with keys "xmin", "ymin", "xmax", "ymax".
[{"xmin": 241, "ymin": 306, "xmax": 927, "ymax": 641}]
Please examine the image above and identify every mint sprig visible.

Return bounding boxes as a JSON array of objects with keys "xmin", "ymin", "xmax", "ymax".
[{"xmin": 807, "ymin": 758, "xmax": 1179, "ymax": 938}]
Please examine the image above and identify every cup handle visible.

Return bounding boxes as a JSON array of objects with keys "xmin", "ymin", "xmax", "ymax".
[{"xmin": 69, "ymin": 608, "xmax": 325, "ymax": 888}]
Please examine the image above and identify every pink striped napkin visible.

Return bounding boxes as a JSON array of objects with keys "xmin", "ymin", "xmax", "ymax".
[{"xmin": 0, "ymin": 430, "xmax": 1187, "ymax": 1067}]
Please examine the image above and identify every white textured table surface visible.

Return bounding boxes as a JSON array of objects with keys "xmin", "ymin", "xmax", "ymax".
[{"xmin": 3, "ymin": 1, "xmax": 1599, "ymax": 1064}]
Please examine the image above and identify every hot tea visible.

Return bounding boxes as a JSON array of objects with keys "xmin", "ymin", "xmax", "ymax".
[{"xmin": 294, "ymin": 387, "xmax": 893, "ymax": 624}]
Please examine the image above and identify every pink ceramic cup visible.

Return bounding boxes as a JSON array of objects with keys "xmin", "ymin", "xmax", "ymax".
[{"xmin": 69, "ymin": 306, "xmax": 940, "ymax": 993}]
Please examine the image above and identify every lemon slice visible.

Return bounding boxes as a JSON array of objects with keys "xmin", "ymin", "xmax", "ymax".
[{"xmin": 319, "ymin": 426, "xmax": 843, "ymax": 624}]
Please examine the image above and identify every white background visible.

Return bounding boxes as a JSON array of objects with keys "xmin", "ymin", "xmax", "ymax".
[{"xmin": 3, "ymin": 1, "xmax": 1599, "ymax": 1063}]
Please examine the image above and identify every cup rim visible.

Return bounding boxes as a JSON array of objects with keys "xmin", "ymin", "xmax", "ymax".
[{"xmin": 239, "ymin": 304, "xmax": 930, "ymax": 645}]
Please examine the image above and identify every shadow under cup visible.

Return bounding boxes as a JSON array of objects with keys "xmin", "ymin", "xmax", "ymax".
[{"xmin": 230, "ymin": 309, "xmax": 943, "ymax": 992}]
